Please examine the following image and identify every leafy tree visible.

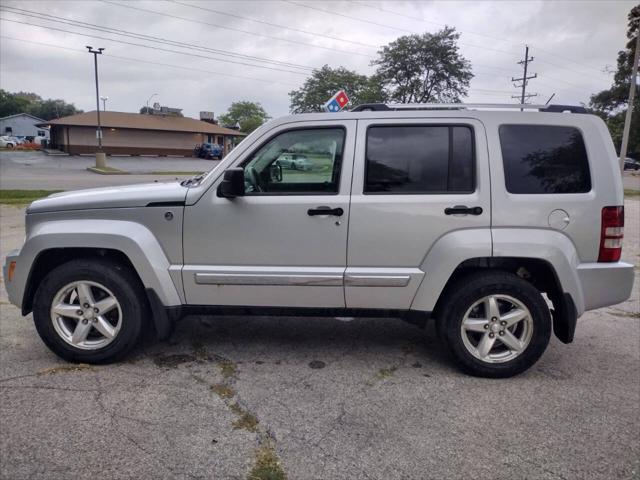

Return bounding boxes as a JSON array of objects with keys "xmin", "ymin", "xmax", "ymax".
[
  {"xmin": 0, "ymin": 90, "xmax": 30, "ymax": 118},
  {"xmin": 371, "ymin": 27, "xmax": 473, "ymax": 103},
  {"xmin": 30, "ymin": 98, "xmax": 81, "ymax": 120},
  {"xmin": 589, "ymin": 5, "xmax": 639, "ymax": 155},
  {"xmin": 0, "ymin": 89, "xmax": 82, "ymax": 120},
  {"xmin": 288, "ymin": 65, "xmax": 386, "ymax": 113},
  {"xmin": 218, "ymin": 101, "xmax": 270, "ymax": 134}
]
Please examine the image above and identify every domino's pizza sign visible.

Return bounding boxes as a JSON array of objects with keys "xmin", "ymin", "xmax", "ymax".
[{"xmin": 323, "ymin": 90, "xmax": 350, "ymax": 112}]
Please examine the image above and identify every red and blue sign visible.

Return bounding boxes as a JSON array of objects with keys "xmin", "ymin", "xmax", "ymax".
[{"xmin": 324, "ymin": 90, "xmax": 350, "ymax": 112}]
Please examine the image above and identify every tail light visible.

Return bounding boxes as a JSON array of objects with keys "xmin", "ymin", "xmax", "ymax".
[{"xmin": 598, "ymin": 206, "xmax": 624, "ymax": 262}]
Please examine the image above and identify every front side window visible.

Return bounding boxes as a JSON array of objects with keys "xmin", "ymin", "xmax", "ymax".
[
  {"xmin": 365, "ymin": 125, "xmax": 475, "ymax": 194},
  {"xmin": 499, "ymin": 125, "xmax": 591, "ymax": 194},
  {"xmin": 242, "ymin": 128, "xmax": 344, "ymax": 194}
]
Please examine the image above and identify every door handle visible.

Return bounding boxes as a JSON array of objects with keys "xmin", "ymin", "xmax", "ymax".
[
  {"xmin": 308, "ymin": 206, "xmax": 344, "ymax": 217},
  {"xmin": 444, "ymin": 205, "xmax": 483, "ymax": 216}
]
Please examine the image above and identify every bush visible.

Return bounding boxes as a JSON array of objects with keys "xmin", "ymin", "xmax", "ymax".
[{"xmin": 16, "ymin": 142, "xmax": 41, "ymax": 150}]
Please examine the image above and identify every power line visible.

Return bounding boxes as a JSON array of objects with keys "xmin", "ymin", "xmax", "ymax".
[
  {"xmin": 0, "ymin": 35, "xmax": 300, "ymax": 87},
  {"xmin": 98, "ymin": 0, "xmax": 546, "ymax": 81},
  {"xmin": 103, "ymin": 0, "xmax": 539, "ymax": 83},
  {"xmin": 285, "ymin": 0, "xmax": 613, "ymax": 81},
  {"xmin": 353, "ymin": 0, "xmax": 522, "ymax": 50},
  {"xmin": 1, "ymin": 5, "xmax": 605, "ymax": 98},
  {"xmin": 283, "ymin": 0, "xmax": 522, "ymax": 57},
  {"xmin": 100, "ymin": 0, "xmax": 372, "ymax": 58},
  {"xmin": 0, "ymin": 16, "xmax": 311, "ymax": 76},
  {"xmin": 0, "ymin": 6, "xmax": 315, "ymax": 72},
  {"xmin": 353, "ymin": 0, "xmax": 611, "ymax": 77},
  {"xmin": 535, "ymin": 57, "xmax": 611, "ymax": 80},
  {"xmin": 1, "ymin": 35, "xmax": 523, "ymax": 99},
  {"xmin": 169, "ymin": 0, "xmax": 379, "ymax": 49}
]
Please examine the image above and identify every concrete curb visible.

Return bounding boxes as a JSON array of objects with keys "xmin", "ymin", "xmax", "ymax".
[{"xmin": 86, "ymin": 167, "xmax": 129, "ymax": 175}]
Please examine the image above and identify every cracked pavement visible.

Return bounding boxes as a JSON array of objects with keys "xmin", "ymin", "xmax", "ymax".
[{"xmin": 1, "ymin": 201, "xmax": 638, "ymax": 480}]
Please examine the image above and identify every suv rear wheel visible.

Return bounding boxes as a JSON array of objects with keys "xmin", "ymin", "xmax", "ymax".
[
  {"xmin": 436, "ymin": 271, "xmax": 551, "ymax": 378},
  {"xmin": 32, "ymin": 259, "xmax": 145, "ymax": 364}
]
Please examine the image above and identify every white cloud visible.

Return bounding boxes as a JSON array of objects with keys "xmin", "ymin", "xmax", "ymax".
[{"xmin": 0, "ymin": 0, "xmax": 634, "ymax": 118}]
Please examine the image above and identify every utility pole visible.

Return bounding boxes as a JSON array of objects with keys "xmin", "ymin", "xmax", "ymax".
[
  {"xmin": 512, "ymin": 45, "xmax": 538, "ymax": 109},
  {"xmin": 619, "ymin": 30, "xmax": 640, "ymax": 172},
  {"xmin": 86, "ymin": 46, "xmax": 106, "ymax": 169}
]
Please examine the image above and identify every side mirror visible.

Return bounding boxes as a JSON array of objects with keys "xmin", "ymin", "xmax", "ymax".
[{"xmin": 217, "ymin": 168, "xmax": 245, "ymax": 199}]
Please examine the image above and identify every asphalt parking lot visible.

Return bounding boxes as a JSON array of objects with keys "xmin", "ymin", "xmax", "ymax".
[
  {"xmin": 0, "ymin": 151, "xmax": 217, "ymax": 190},
  {"xmin": 0, "ymin": 157, "xmax": 639, "ymax": 479}
]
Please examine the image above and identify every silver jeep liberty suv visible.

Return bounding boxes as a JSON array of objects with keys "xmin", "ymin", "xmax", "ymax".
[{"xmin": 4, "ymin": 103, "xmax": 634, "ymax": 377}]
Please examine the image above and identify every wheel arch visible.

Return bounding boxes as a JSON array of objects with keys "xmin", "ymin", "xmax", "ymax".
[
  {"xmin": 22, "ymin": 247, "xmax": 138, "ymax": 315},
  {"xmin": 430, "ymin": 257, "xmax": 578, "ymax": 344},
  {"xmin": 15, "ymin": 220, "xmax": 182, "ymax": 316}
]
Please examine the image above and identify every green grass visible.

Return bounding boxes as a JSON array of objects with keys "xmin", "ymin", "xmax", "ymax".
[
  {"xmin": 0, "ymin": 189, "xmax": 62, "ymax": 205},
  {"xmin": 248, "ymin": 441, "xmax": 286, "ymax": 480},
  {"xmin": 624, "ymin": 188, "xmax": 640, "ymax": 197}
]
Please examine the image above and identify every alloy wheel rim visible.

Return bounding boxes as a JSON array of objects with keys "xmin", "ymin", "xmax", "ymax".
[
  {"xmin": 50, "ymin": 280, "xmax": 122, "ymax": 350},
  {"xmin": 460, "ymin": 294, "xmax": 534, "ymax": 364}
]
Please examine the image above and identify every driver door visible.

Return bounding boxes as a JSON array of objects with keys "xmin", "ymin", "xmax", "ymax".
[{"xmin": 182, "ymin": 120, "xmax": 356, "ymax": 308}]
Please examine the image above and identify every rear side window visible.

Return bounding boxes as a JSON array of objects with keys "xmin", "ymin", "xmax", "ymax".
[
  {"xmin": 499, "ymin": 125, "xmax": 591, "ymax": 194},
  {"xmin": 365, "ymin": 125, "xmax": 475, "ymax": 194}
]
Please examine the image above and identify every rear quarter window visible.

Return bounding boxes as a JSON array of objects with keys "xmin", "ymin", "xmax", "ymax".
[
  {"xmin": 365, "ymin": 125, "xmax": 475, "ymax": 194},
  {"xmin": 499, "ymin": 125, "xmax": 591, "ymax": 194}
]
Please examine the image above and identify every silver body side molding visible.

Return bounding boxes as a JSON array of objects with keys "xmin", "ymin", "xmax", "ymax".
[
  {"xmin": 195, "ymin": 273, "xmax": 343, "ymax": 286},
  {"xmin": 344, "ymin": 275, "xmax": 411, "ymax": 287}
]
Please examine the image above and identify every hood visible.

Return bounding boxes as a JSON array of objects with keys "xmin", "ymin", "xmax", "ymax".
[{"xmin": 27, "ymin": 181, "xmax": 188, "ymax": 214}]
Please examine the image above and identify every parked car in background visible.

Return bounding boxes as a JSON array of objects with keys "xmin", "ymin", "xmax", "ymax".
[
  {"xmin": 623, "ymin": 157, "xmax": 640, "ymax": 170},
  {"xmin": 0, "ymin": 136, "xmax": 17, "ymax": 148},
  {"xmin": 276, "ymin": 153, "xmax": 313, "ymax": 170},
  {"xmin": 194, "ymin": 143, "xmax": 223, "ymax": 160}
]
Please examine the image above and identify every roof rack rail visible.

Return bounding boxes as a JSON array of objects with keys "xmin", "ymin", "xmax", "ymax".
[{"xmin": 350, "ymin": 103, "xmax": 588, "ymax": 114}]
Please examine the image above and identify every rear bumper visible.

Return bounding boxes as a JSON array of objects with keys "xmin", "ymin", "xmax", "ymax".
[{"xmin": 577, "ymin": 262, "xmax": 635, "ymax": 312}]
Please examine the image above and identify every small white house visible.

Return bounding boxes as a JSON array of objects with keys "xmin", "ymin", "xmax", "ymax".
[{"xmin": 0, "ymin": 113, "xmax": 50, "ymax": 141}]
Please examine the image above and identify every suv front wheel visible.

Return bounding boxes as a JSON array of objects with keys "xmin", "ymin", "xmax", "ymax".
[
  {"xmin": 32, "ymin": 259, "xmax": 145, "ymax": 364},
  {"xmin": 436, "ymin": 271, "xmax": 551, "ymax": 378}
]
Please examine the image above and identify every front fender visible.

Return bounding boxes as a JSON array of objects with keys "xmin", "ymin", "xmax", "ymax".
[{"xmin": 10, "ymin": 219, "xmax": 182, "ymax": 311}]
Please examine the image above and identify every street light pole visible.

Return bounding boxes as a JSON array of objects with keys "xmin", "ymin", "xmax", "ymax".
[
  {"xmin": 146, "ymin": 93, "xmax": 158, "ymax": 113},
  {"xmin": 100, "ymin": 96, "xmax": 109, "ymax": 111},
  {"xmin": 86, "ymin": 46, "xmax": 104, "ymax": 152}
]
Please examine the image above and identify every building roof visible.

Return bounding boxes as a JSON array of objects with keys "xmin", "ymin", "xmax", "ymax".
[
  {"xmin": 0, "ymin": 112, "xmax": 47, "ymax": 123},
  {"xmin": 38, "ymin": 111, "xmax": 246, "ymax": 136}
]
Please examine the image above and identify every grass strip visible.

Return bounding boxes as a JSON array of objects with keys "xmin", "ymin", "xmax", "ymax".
[{"xmin": 0, "ymin": 189, "xmax": 62, "ymax": 205}]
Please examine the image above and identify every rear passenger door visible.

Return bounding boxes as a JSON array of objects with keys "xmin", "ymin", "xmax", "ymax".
[{"xmin": 346, "ymin": 118, "xmax": 491, "ymax": 309}]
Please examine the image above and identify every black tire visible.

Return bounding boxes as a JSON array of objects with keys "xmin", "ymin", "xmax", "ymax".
[
  {"xmin": 436, "ymin": 271, "xmax": 551, "ymax": 378},
  {"xmin": 32, "ymin": 259, "xmax": 146, "ymax": 364}
]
